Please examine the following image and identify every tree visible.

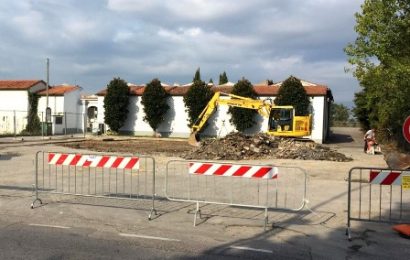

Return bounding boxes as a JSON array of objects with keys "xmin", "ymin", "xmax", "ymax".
[
  {"xmin": 345, "ymin": 0, "xmax": 410, "ymax": 150},
  {"xmin": 274, "ymin": 76, "xmax": 310, "ymax": 116},
  {"xmin": 141, "ymin": 78, "xmax": 170, "ymax": 132},
  {"xmin": 228, "ymin": 78, "xmax": 258, "ymax": 131},
  {"xmin": 218, "ymin": 71, "xmax": 228, "ymax": 85},
  {"xmin": 330, "ymin": 103, "xmax": 350, "ymax": 126},
  {"xmin": 208, "ymin": 78, "xmax": 214, "ymax": 84},
  {"xmin": 25, "ymin": 91, "xmax": 41, "ymax": 134},
  {"xmin": 103, "ymin": 77, "xmax": 130, "ymax": 133},
  {"xmin": 183, "ymin": 80, "xmax": 214, "ymax": 127},
  {"xmin": 193, "ymin": 67, "xmax": 201, "ymax": 82}
]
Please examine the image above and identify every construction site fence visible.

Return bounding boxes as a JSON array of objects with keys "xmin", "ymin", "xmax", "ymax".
[
  {"xmin": 32, "ymin": 151, "xmax": 157, "ymax": 219},
  {"xmin": 0, "ymin": 109, "xmax": 102, "ymax": 137},
  {"xmin": 346, "ymin": 167, "xmax": 410, "ymax": 240},
  {"xmin": 165, "ymin": 159, "xmax": 308, "ymax": 229}
]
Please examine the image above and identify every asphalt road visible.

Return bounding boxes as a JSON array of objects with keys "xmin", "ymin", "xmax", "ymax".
[
  {"xmin": 0, "ymin": 213, "xmax": 288, "ymax": 260},
  {"xmin": 1, "ymin": 128, "xmax": 409, "ymax": 259}
]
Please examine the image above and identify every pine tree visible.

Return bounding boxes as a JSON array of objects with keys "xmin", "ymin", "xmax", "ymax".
[
  {"xmin": 141, "ymin": 78, "xmax": 170, "ymax": 132},
  {"xmin": 229, "ymin": 78, "xmax": 258, "ymax": 131},
  {"xmin": 103, "ymin": 77, "xmax": 130, "ymax": 133},
  {"xmin": 274, "ymin": 76, "xmax": 310, "ymax": 116}
]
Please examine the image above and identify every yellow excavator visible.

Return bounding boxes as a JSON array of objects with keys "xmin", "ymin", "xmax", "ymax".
[{"xmin": 188, "ymin": 92, "xmax": 312, "ymax": 146}]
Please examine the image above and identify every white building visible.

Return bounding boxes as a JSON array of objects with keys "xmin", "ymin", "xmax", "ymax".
[
  {"xmin": 37, "ymin": 84, "xmax": 83, "ymax": 134},
  {"xmin": 95, "ymin": 78, "xmax": 333, "ymax": 143},
  {"xmin": 80, "ymin": 94, "xmax": 99, "ymax": 132},
  {"xmin": 0, "ymin": 80, "xmax": 46, "ymax": 134}
]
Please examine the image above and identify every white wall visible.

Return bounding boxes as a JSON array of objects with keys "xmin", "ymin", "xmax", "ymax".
[
  {"xmin": 97, "ymin": 96, "xmax": 105, "ymax": 126},
  {"xmin": 0, "ymin": 90, "xmax": 29, "ymax": 111},
  {"xmin": 64, "ymin": 90, "xmax": 83, "ymax": 133},
  {"xmin": 161, "ymin": 96, "xmax": 190, "ymax": 137},
  {"xmin": 96, "ymin": 94, "xmax": 329, "ymax": 143},
  {"xmin": 38, "ymin": 96, "xmax": 65, "ymax": 114},
  {"xmin": 310, "ymin": 96, "xmax": 325, "ymax": 143}
]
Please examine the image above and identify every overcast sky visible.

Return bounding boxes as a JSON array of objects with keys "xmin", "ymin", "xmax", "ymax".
[{"xmin": 0, "ymin": 0, "xmax": 363, "ymax": 105}]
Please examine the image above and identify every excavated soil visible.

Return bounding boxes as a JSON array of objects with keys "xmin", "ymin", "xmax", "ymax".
[
  {"xmin": 61, "ymin": 133, "xmax": 352, "ymax": 162},
  {"xmin": 183, "ymin": 132, "xmax": 353, "ymax": 161},
  {"xmin": 61, "ymin": 138, "xmax": 192, "ymax": 156}
]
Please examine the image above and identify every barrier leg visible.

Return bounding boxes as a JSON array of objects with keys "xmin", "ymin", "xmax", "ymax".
[
  {"xmin": 148, "ymin": 165, "xmax": 157, "ymax": 220},
  {"xmin": 31, "ymin": 154, "xmax": 43, "ymax": 209},
  {"xmin": 264, "ymin": 207, "xmax": 268, "ymax": 231},
  {"xmin": 346, "ymin": 226, "xmax": 352, "ymax": 241},
  {"xmin": 31, "ymin": 184, "xmax": 42, "ymax": 209},
  {"xmin": 148, "ymin": 195, "xmax": 157, "ymax": 220},
  {"xmin": 194, "ymin": 201, "xmax": 201, "ymax": 227}
]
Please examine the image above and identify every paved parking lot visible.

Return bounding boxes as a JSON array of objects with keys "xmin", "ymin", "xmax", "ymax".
[{"xmin": 1, "ymin": 128, "xmax": 410, "ymax": 259}]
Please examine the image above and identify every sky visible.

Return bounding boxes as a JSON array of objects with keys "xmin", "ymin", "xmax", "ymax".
[{"xmin": 0, "ymin": 0, "xmax": 363, "ymax": 106}]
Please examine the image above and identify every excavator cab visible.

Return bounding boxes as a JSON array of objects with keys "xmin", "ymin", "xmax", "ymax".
[
  {"xmin": 268, "ymin": 108, "xmax": 293, "ymax": 132},
  {"xmin": 268, "ymin": 107, "xmax": 311, "ymax": 137}
]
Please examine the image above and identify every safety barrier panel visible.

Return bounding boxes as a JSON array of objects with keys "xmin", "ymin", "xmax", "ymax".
[
  {"xmin": 165, "ymin": 160, "xmax": 308, "ymax": 229},
  {"xmin": 346, "ymin": 167, "xmax": 410, "ymax": 240},
  {"xmin": 32, "ymin": 151, "xmax": 157, "ymax": 219}
]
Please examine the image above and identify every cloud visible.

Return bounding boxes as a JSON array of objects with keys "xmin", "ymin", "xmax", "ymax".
[
  {"xmin": 0, "ymin": 0, "xmax": 364, "ymax": 104},
  {"xmin": 107, "ymin": 0, "xmax": 265, "ymax": 21}
]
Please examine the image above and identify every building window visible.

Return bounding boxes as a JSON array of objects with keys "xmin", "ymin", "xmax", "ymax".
[
  {"xmin": 55, "ymin": 115, "xmax": 63, "ymax": 125},
  {"xmin": 87, "ymin": 106, "xmax": 97, "ymax": 119}
]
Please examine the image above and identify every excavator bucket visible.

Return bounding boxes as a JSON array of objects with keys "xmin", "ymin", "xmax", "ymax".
[
  {"xmin": 188, "ymin": 132, "xmax": 200, "ymax": 147},
  {"xmin": 384, "ymin": 152, "xmax": 410, "ymax": 170}
]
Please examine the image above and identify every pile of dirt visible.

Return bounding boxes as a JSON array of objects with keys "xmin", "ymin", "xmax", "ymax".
[
  {"xmin": 184, "ymin": 132, "xmax": 279, "ymax": 160},
  {"xmin": 183, "ymin": 132, "xmax": 352, "ymax": 161},
  {"xmin": 276, "ymin": 139, "xmax": 352, "ymax": 161}
]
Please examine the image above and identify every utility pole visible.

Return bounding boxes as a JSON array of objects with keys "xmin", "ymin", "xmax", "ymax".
[{"xmin": 46, "ymin": 58, "xmax": 49, "ymax": 109}]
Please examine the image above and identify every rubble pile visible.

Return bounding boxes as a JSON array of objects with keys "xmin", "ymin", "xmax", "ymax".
[
  {"xmin": 276, "ymin": 139, "xmax": 353, "ymax": 162},
  {"xmin": 184, "ymin": 132, "xmax": 352, "ymax": 162},
  {"xmin": 184, "ymin": 132, "xmax": 278, "ymax": 160}
]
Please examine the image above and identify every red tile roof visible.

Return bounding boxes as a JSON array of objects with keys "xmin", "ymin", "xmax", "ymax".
[
  {"xmin": 37, "ymin": 85, "xmax": 81, "ymax": 96},
  {"xmin": 96, "ymin": 82, "xmax": 332, "ymax": 97},
  {"xmin": 168, "ymin": 86, "xmax": 190, "ymax": 96},
  {"xmin": 0, "ymin": 80, "xmax": 45, "ymax": 90}
]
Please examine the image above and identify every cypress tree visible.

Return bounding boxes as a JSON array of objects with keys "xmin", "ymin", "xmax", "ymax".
[
  {"xmin": 274, "ymin": 76, "xmax": 310, "ymax": 116},
  {"xmin": 183, "ymin": 80, "xmax": 214, "ymax": 127},
  {"xmin": 103, "ymin": 77, "xmax": 130, "ymax": 133},
  {"xmin": 228, "ymin": 78, "xmax": 258, "ymax": 131},
  {"xmin": 219, "ymin": 71, "xmax": 228, "ymax": 85},
  {"xmin": 193, "ymin": 68, "xmax": 201, "ymax": 82},
  {"xmin": 141, "ymin": 78, "xmax": 170, "ymax": 132}
]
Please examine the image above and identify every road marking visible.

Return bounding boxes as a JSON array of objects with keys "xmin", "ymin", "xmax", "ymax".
[
  {"xmin": 29, "ymin": 224, "xmax": 71, "ymax": 229},
  {"xmin": 119, "ymin": 233, "xmax": 180, "ymax": 242},
  {"xmin": 230, "ymin": 246, "xmax": 273, "ymax": 254}
]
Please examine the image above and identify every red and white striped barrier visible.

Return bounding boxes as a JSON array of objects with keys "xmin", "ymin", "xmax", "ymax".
[
  {"xmin": 48, "ymin": 153, "xmax": 140, "ymax": 170},
  {"xmin": 189, "ymin": 162, "xmax": 278, "ymax": 179},
  {"xmin": 369, "ymin": 170, "xmax": 402, "ymax": 185}
]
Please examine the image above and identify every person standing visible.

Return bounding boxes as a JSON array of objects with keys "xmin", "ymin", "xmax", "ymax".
[{"xmin": 364, "ymin": 128, "xmax": 376, "ymax": 153}]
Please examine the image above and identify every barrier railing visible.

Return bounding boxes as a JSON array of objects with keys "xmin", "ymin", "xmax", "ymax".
[
  {"xmin": 346, "ymin": 167, "xmax": 410, "ymax": 240},
  {"xmin": 32, "ymin": 151, "xmax": 157, "ymax": 219},
  {"xmin": 165, "ymin": 160, "xmax": 308, "ymax": 229}
]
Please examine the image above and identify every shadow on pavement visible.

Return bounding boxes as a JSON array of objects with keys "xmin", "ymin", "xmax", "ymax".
[{"xmin": 326, "ymin": 132, "xmax": 355, "ymax": 144}]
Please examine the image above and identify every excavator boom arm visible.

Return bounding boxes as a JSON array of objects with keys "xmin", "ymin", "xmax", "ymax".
[{"xmin": 190, "ymin": 92, "xmax": 270, "ymax": 142}]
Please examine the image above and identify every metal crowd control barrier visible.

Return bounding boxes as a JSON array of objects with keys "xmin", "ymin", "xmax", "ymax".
[
  {"xmin": 32, "ymin": 151, "xmax": 157, "ymax": 219},
  {"xmin": 165, "ymin": 160, "xmax": 308, "ymax": 229},
  {"xmin": 346, "ymin": 167, "xmax": 410, "ymax": 240}
]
